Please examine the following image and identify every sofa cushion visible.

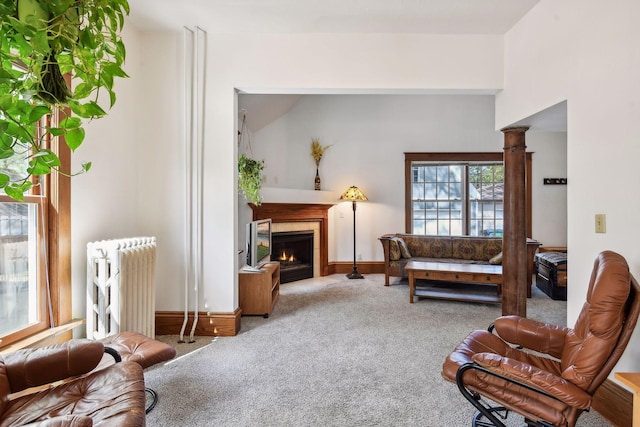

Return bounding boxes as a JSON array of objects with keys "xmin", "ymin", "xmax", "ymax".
[
  {"xmin": 388, "ymin": 238, "xmax": 401, "ymax": 261},
  {"xmin": 396, "ymin": 238, "xmax": 412, "ymax": 258},
  {"xmin": 400, "ymin": 234, "xmax": 452, "ymax": 258},
  {"xmin": 489, "ymin": 251, "xmax": 503, "ymax": 265},
  {"xmin": 452, "ymin": 237, "xmax": 502, "ymax": 261}
]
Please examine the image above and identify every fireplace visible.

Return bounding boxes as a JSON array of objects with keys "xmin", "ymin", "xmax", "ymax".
[
  {"xmin": 272, "ymin": 231, "xmax": 314, "ymax": 283},
  {"xmin": 250, "ymin": 203, "xmax": 333, "ymax": 277}
]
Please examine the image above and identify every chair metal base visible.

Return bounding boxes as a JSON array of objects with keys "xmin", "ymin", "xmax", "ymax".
[
  {"xmin": 145, "ymin": 387, "xmax": 158, "ymax": 414},
  {"xmin": 473, "ymin": 406, "xmax": 510, "ymax": 427}
]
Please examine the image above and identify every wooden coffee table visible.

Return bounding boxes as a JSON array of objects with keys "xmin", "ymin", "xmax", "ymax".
[{"xmin": 405, "ymin": 260, "xmax": 502, "ymax": 304}]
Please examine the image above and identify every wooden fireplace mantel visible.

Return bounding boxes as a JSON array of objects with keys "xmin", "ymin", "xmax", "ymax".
[{"xmin": 249, "ymin": 203, "xmax": 334, "ymax": 276}]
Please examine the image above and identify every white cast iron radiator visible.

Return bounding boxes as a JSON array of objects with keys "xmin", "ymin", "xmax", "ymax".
[{"xmin": 86, "ymin": 237, "xmax": 157, "ymax": 339}]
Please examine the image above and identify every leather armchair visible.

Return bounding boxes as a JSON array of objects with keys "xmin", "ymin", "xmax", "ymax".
[
  {"xmin": 442, "ymin": 250, "xmax": 640, "ymax": 427},
  {"xmin": 0, "ymin": 340, "xmax": 146, "ymax": 426}
]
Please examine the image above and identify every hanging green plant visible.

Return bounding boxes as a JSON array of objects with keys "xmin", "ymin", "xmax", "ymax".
[
  {"xmin": 0, "ymin": 0, "xmax": 129, "ymax": 200},
  {"xmin": 238, "ymin": 153, "xmax": 264, "ymax": 206}
]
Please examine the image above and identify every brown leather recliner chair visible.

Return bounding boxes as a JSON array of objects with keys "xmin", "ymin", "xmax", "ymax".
[
  {"xmin": 442, "ymin": 250, "xmax": 640, "ymax": 427},
  {"xmin": 0, "ymin": 340, "xmax": 146, "ymax": 426}
]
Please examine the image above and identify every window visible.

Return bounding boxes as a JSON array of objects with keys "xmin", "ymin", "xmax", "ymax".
[
  {"xmin": 404, "ymin": 153, "xmax": 532, "ymax": 237},
  {"xmin": 0, "ymin": 109, "xmax": 70, "ymax": 349},
  {"xmin": 0, "ymin": 199, "xmax": 46, "ymax": 338}
]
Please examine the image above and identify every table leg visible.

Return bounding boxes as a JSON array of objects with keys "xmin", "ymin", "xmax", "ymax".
[{"xmin": 409, "ymin": 271, "xmax": 414, "ymax": 303}]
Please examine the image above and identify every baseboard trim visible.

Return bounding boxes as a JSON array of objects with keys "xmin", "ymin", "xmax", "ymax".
[
  {"xmin": 592, "ymin": 378, "xmax": 632, "ymax": 427},
  {"xmin": 155, "ymin": 310, "xmax": 241, "ymax": 337},
  {"xmin": 328, "ymin": 261, "xmax": 385, "ymax": 275}
]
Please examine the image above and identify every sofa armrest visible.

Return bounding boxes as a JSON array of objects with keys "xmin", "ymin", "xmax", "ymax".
[
  {"xmin": 494, "ymin": 315, "xmax": 569, "ymax": 359},
  {"xmin": 3, "ymin": 340, "xmax": 105, "ymax": 393},
  {"xmin": 379, "ymin": 235, "xmax": 395, "ymax": 259}
]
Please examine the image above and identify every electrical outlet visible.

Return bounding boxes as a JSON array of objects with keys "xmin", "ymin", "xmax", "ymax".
[
  {"xmin": 357, "ymin": 253, "xmax": 363, "ymax": 261},
  {"xmin": 595, "ymin": 214, "xmax": 606, "ymax": 233}
]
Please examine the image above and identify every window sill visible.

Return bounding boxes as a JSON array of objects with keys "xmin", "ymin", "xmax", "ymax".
[{"xmin": 0, "ymin": 319, "xmax": 85, "ymax": 355}]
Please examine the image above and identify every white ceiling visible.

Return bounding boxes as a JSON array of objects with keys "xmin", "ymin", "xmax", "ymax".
[
  {"xmin": 129, "ymin": 0, "xmax": 565, "ymax": 133},
  {"xmin": 128, "ymin": 0, "xmax": 540, "ymax": 34}
]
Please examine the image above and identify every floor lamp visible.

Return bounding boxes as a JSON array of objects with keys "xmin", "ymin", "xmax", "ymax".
[{"xmin": 339, "ymin": 185, "xmax": 368, "ymax": 279}]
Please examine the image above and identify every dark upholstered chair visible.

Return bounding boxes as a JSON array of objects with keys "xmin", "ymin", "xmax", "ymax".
[{"xmin": 442, "ymin": 251, "xmax": 640, "ymax": 427}]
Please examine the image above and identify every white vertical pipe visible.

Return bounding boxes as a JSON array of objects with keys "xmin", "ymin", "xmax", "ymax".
[
  {"xmin": 189, "ymin": 26, "xmax": 207, "ymax": 343},
  {"xmin": 179, "ymin": 27, "xmax": 195, "ymax": 343}
]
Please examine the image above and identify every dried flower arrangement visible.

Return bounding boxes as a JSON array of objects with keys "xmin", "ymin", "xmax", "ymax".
[{"xmin": 311, "ymin": 138, "xmax": 331, "ymax": 167}]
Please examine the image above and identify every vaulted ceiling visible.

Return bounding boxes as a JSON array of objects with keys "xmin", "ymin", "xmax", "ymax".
[
  {"xmin": 128, "ymin": 1, "xmax": 565, "ymax": 132},
  {"xmin": 129, "ymin": 1, "xmax": 540, "ymax": 34}
]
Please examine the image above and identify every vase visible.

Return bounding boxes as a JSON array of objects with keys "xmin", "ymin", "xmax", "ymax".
[{"xmin": 314, "ymin": 168, "xmax": 321, "ymax": 191}]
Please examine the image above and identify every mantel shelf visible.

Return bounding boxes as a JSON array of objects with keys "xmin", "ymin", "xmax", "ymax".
[{"xmin": 259, "ymin": 187, "xmax": 337, "ymax": 205}]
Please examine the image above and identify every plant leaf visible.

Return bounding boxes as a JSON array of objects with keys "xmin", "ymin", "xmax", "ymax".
[
  {"xmin": 59, "ymin": 116, "xmax": 82, "ymax": 129},
  {"xmin": 65, "ymin": 127, "xmax": 85, "ymax": 151},
  {"xmin": 28, "ymin": 105, "xmax": 51, "ymax": 123}
]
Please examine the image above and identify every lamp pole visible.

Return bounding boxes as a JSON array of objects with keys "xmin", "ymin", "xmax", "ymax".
[
  {"xmin": 347, "ymin": 200, "xmax": 363, "ymax": 279},
  {"xmin": 339, "ymin": 185, "xmax": 367, "ymax": 279}
]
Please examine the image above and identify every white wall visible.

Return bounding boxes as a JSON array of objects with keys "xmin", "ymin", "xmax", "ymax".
[
  {"xmin": 245, "ymin": 95, "xmax": 567, "ymax": 262},
  {"xmin": 497, "ymin": 0, "xmax": 640, "ymax": 375},
  {"xmin": 528, "ymin": 132, "xmax": 567, "ymax": 247},
  {"xmin": 72, "ymin": 28, "xmax": 190, "ymax": 320},
  {"xmin": 71, "ymin": 25, "xmax": 143, "ymax": 331}
]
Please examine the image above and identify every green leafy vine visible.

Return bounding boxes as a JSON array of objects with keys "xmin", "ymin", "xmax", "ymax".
[
  {"xmin": 238, "ymin": 153, "xmax": 264, "ymax": 206},
  {"xmin": 0, "ymin": 0, "xmax": 129, "ymax": 200}
]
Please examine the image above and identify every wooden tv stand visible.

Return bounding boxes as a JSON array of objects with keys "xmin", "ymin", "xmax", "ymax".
[{"xmin": 239, "ymin": 262, "xmax": 280, "ymax": 318}]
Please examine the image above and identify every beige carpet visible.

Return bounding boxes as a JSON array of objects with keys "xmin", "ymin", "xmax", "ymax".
[{"xmin": 146, "ymin": 274, "xmax": 612, "ymax": 426}]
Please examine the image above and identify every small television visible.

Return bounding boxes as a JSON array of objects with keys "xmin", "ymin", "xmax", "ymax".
[{"xmin": 243, "ymin": 218, "xmax": 272, "ymax": 271}]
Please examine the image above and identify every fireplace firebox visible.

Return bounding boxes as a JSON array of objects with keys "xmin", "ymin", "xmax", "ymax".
[{"xmin": 271, "ymin": 231, "xmax": 314, "ymax": 283}]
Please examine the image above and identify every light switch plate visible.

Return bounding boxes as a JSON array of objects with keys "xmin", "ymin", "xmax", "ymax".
[{"xmin": 595, "ymin": 214, "xmax": 606, "ymax": 233}]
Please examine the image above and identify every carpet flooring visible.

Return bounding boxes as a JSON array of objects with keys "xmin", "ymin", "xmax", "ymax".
[{"xmin": 145, "ymin": 274, "xmax": 612, "ymax": 426}]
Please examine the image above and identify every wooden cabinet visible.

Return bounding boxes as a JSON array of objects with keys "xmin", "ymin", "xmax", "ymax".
[{"xmin": 239, "ymin": 262, "xmax": 280, "ymax": 318}]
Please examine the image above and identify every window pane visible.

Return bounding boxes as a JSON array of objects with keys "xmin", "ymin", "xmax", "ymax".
[
  {"xmin": 412, "ymin": 183, "xmax": 424, "ymax": 200},
  {"xmin": 451, "ymin": 202, "xmax": 462, "ymax": 219},
  {"xmin": 436, "ymin": 166, "xmax": 449, "ymax": 181},
  {"xmin": 0, "ymin": 142, "xmax": 30, "ymax": 194},
  {"xmin": 412, "ymin": 167, "xmax": 420, "ymax": 183},
  {"xmin": 424, "ymin": 183, "xmax": 436, "ymax": 199},
  {"xmin": 449, "ymin": 165, "xmax": 463, "ymax": 182},
  {"xmin": 410, "ymin": 160, "xmax": 505, "ymax": 236},
  {"xmin": 0, "ymin": 202, "xmax": 39, "ymax": 336},
  {"xmin": 438, "ymin": 222, "xmax": 450, "ymax": 235},
  {"xmin": 424, "ymin": 167, "xmax": 437, "ymax": 182},
  {"xmin": 449, "ymin": 183, "xmax": 462, "ymax": 200},
  {"xmin": 426, "ymin": 207, "xmax": 437, "ymax": 219},
  {"xmin": 482, "ymin": 202, "xmax": 495, "ymax": 217}
]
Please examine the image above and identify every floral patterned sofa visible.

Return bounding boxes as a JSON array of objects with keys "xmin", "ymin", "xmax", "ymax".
[{"xmin": 379, "ymin": 233, "xmax": 540, "ymax": 295}]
